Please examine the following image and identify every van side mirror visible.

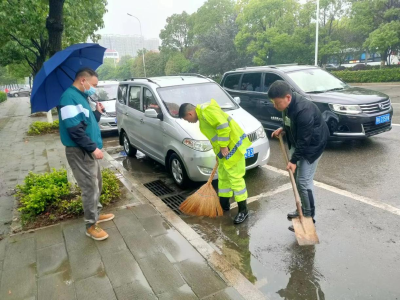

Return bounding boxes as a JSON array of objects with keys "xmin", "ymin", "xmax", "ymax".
[
  {"xmin": 157, "ymin": 112, "xmax": 164, "ymax": 121},
  {"xmin": 144, "ymin": 109, "xmax": 158, "ymax": 118},
  {"xmin": 233, "ymin": 97, "xmax": 241, "ymax": 105}
]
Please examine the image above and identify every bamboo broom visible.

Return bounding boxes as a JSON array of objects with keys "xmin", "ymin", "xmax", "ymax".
[{"xmin": 179, "ymin": 162, "xmax": 223, "ymax": 217}]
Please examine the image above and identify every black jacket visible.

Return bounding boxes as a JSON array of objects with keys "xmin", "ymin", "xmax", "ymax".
[{"xmin": 283, "ymin": 92, "xmax": 329, "ymax": 164}]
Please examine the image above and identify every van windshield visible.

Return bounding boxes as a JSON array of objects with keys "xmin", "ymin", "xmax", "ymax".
[
  {"xmin": 92, "ymin": 84, "xmax": 118, "ymax": 101},
  {"xmin": 157, "ymin": 82, "xmax": 238, "ymax": 118},
  {"xmin": 287, "ymin": 69, "xmax": 348, "ymax": 93}
]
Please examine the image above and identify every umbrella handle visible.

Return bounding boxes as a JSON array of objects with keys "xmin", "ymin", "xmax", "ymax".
[{"xmin": 207, "ymin": 162, "xmax": 219, "ymax": 184}]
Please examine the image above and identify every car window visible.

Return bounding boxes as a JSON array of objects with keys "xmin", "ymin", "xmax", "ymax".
[
  {"xmin": 287, "ymin": 69, "xmax": 348, "ymax": 93},
  {"xmin": 264, "ymin": 73, "xmax": 284, "ymax": 92},
  {"xmin": 128, "ymin": 86, "xmax": 142, "ymax": 111},
  {"xmin": 92, "ymin": 84, "xmax": 118, "ymax": 102},
  {"xmin": 117, "ymin": 85, "xmax": 128, "ymax": 104},
  {"xmin": 223, "ymin": 74, "xmax": 241, "ymax": 90},
  {"xmin": 241, "ymin": 73, "xmax": 262, "ymax": 92},
  {"xmin": 143, "ymin": 88, "xmax": 161, "ymax": 114},
  {"xmin": 158, "ymin": 82, "xmax": 238, "ymax": 118}
]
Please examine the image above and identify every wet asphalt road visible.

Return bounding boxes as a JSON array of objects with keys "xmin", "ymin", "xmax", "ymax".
[{"xmin": 104, "ymin": 84, "xmax": 400, "ymax": 299}]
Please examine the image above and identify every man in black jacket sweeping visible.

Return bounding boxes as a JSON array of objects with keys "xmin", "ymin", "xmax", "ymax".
[{"xmin": 269, "ymin": 80, "xmax": 329, "ymax": 232}]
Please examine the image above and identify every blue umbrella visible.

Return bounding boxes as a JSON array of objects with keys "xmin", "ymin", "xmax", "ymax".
[{"xmin": 31, "ymin": 43, "xmax": 106, "ymax": 113}]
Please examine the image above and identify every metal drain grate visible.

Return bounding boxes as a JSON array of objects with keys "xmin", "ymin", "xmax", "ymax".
[
  {"xmin": 162, "ymin": 195, "xmax": 185, "ymax": 214},
  {"xmin": 144, "ymin": 180, "xmax": 174, "ymax": 197}
]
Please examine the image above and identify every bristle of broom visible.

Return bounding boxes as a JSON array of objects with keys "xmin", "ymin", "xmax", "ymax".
[{"xmin": 180, "ymin": 182, "xmax": 223, "ymax": 217}]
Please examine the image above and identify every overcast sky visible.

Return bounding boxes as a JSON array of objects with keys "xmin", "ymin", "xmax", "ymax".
[{"xmin": 97, "ymin": 0, "xmax": 207, "ymax": 39}]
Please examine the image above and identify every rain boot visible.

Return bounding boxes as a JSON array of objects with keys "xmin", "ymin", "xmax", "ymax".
[
  {"xmin": 288, "ymin": 218, "xmax": 316, "ymax": 232},
  {"xmin": 219, "ymin": 197, "xmax": 231, "ymax": 211},
  {"xmin": 234, "ymin": 200, "xmax": 249, "ymax": 224}
]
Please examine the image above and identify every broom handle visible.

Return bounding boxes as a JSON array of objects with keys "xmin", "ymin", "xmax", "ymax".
[
  {"xmin": 278, "ymin": 135, "xmax": 304, "ymax": 218},
  {"xmin": 207, "ymin": 162, "xmax": 219, "ymax": 184}
]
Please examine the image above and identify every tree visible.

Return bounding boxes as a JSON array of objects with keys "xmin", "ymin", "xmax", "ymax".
[
  {"xmin": 114, "ymin": 56, "xmax": 134, "ymax": 80},
  {"xmin": 96, "ymin": 59, "xmax": 117, "ymax": 80},
  {"xmin": 132, "ymin": 51, "xmax": 164, "ymax": 77},
  {"xmin": 235, "ymin": 0, "xmax": 299, "ymax": 65},
  {"xmin": 164, "ymin": 52, "xmax": 191, "ymax": 75},
  {"xmin": 194, "ymin": 15, "xmax": 252, "ymax": 75},
  {"xmin": 192, "ymin": 0, "xmax": 235, "ymax": 36},
  {"xmin": 0, "ymin": 0, "xmax": 107, "ymax": 77},
  {"xmin": 350, "ymin": 0, "xmax": 400, "ymax": 65},
  {"xmin": 159, "ymin": 12, "xmax": 193, "ymax": 53}
]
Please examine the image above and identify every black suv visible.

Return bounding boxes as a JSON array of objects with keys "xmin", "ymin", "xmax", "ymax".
[{"xmin": 221, "ymin": 65, "xmax": 393, "ymax": 139}]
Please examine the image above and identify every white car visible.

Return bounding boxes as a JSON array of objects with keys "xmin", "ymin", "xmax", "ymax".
[
  {"xmin": 116, "ymin": 75, "xmax": 271, "ymax": 187},
  {"xmin": 89, "ymin": 81, "xmax": 119, "ymax": 132}
]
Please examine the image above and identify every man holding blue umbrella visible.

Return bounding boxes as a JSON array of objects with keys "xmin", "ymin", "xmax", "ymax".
[
  {"xmin": 59, "ymin": 67, "xmax": 114, "ymax": 241},
  {"xmin": 31, "ymin": 43, "xmax": 113, "ymax": 240}
]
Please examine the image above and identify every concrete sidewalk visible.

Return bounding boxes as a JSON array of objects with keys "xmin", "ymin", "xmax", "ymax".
[{"xmin": 0, "ymin": 98, "xmax": 259, "ymax": 300}]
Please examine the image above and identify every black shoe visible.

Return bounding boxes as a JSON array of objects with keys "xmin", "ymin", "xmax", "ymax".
[
  {"xmin": 287, "ymin": 210, "xmax": 299, "ymax": 220},
  {"xmin": 234, "ymin": 200, "xmax": 248, "ymax": 224},
  {"xmin": 288, "ymin": 219, "xmax": 316, "ymax": 232},
  {"xmin": 219, "ymin": 197, "xmax": 231, "ymax": 211}
]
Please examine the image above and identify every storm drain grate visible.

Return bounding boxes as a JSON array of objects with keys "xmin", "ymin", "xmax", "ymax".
[
  {"xmin": 144, "ymin": 180, "xmax": 174, "ymax": 197},
  {"xmin": 162, "ymin": 195, "xmax": 186, "ymax": 215}
]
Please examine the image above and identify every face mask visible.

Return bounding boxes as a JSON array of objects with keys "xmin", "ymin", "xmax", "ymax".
[{"xmin": 83, "ymin": 80, "xmax": 96, "ymax": 97}]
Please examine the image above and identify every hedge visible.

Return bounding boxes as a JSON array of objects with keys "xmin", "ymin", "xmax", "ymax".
[
  {"xmin": 332, "ymin": 68, "xmax": 400, "ymax": 83},
  {"xmin": 0, "ymin": 91, "xmax": 7, "ymax": 103}
]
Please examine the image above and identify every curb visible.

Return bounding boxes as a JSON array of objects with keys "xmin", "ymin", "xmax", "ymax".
[
  {"xmin": 103, "ymin": 151, "xmax": 267, "ymax": 300},
  {"xmin": 350, "ymin": 82, "xmax": 400, "ymax": 86}
]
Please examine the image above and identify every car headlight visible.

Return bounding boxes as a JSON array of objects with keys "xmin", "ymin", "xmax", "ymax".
[
  {"xmin": 329, "ymin": 104, "xmax": 362, "ymax": 115},
  {"xmin": 183, "ymin": 139, "xmax": 213, "ymax": 152},
  {"xmin": 256, "ymin": 126, "xmax": 266, "ymax": 139}
]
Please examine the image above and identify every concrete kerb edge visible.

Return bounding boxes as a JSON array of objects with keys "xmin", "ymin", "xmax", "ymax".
[{"xmin": 102, "ymin": 151, "xmax": 267, "ymax": 300}]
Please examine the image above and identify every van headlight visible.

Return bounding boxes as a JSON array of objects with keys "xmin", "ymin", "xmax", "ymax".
[
  {"xmin": 329, "ymin": 104, "xmax": 362, "ymax": 115},
  {"xmin": 183, "ymin": 139, "xmax": 213, "ymax": 152},
  {"xmin": 256, "ymin": 126, "xmax": 266, "ymax": 139}
]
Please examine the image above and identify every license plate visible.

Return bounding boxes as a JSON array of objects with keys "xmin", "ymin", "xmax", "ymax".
[
  {"xmin": 375, "ymin": 114, "xmax": 390, "ymax": 125},
  {"xmin": 245, "ymin": 148, "xmax": 254, "ymax": 159}
]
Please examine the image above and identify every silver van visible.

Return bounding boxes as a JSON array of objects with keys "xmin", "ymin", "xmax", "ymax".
[{"xmin": 116, "ymin": 75, "xmax": 270, "ymax": 187}]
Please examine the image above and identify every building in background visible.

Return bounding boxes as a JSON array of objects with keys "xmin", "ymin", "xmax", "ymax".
[
  {"xmin": 104, "ymin": 49, "xmax": 120, "ymax": 63},
  {"xmin": 98, "ymin": 34, "xmax": 160, "ymax": 58}
]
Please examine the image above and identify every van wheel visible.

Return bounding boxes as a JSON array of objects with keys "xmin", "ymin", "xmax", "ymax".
[
  {"xmin": 169, "ymin": 153, "xmax": 189, "ymax": 188},
  {"xmin": 122, "ymin": 132, "xmax": 137, "ymax": 157},
  {"xmin": 14, "ymin": 93, "xmax": 18, "ymax": 97}
]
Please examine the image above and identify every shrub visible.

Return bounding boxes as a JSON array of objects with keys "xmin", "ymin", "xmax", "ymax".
[
  {"xmin": 28, "ymin": 120, "xmax": 59, "ymax": 135},
  {"xmin": 16, "ymin": 168, "xmax": 122, "ymax": 226},
  {"xmin": 332, "ymin": 68, "xmax": 400, "ymax": 83},
  {"xmin": 0, "ymin": 91, "xmax": 7, "ymax": 103}
]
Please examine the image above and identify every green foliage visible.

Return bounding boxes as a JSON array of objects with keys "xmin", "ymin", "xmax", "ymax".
[
  {"xmin": 16, "ymin": 168, "xmax": 122, "ymax": 225},
  {"xmin": 0, "ymin": 0, "xmax": 107, "ymax": 76},
  {"xmin": 100, "ymin": 169, "xmax": 121, "ymax": 206},
  {"xmin": 159, "ymin": 12, "xmax": 193, "ymax": 53},
  {"xmin": 132, "ymin": 51, "xmax": 165, "ymax": 77},
  {"xmin": 332, "ymin": 68, "xmax": 400, "ymax": 83},
  {"xmin": 0, "ymin": 92, "xmax": 6, "ymax": 103},
  {"xmin": 28, "ymin": 120, "xmax": 59, "ymax": 135},
  {"xmin": 165, "ymin": 52, "xmax": 191, "ymax": 75},
  {"xmin": 16, "ymin": 169, "xmax": 71, "ymax": 218}
]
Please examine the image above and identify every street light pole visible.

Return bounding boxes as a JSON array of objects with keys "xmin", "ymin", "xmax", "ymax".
[
  {"xmin": 127, "ymin": 13, "xmax": 146, "ymax": 77},
  {"xmin": 315, "ymin": 0, "xmax": 320, "ymax": 66}
]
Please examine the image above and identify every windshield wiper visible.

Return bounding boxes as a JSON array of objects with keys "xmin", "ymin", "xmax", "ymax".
[
  {"xmin": 325, "ymin": 87, "xmax": 345, "ymax": 92},
  {"xmin": 306, "ymin": 90, "xmax": 325, "ymax": 94}
]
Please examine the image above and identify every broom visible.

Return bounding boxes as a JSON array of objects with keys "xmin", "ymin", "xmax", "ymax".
[{"xmin": 179, "ymin": 162, "xmax": 223, "ymax": 217}]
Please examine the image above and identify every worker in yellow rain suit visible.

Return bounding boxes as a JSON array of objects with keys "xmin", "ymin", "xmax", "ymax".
[{"xmin": 179, "ymin": 99, "xmax": 252, "ymax": 224}]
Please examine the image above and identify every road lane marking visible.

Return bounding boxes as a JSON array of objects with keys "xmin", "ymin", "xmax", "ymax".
[
  {"xmin": 230, "ymin": 183, "xmax": 292, "ymax": 209},
  {"xmin": 392, "ymin": 123, "xmax": 400, "ymax": 126},
  {"xmin": 263, "ymin": 165, "xmax": 400, "ymax": 216}
]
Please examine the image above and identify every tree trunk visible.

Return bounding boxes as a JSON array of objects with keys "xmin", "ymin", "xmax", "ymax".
[
  {"xmin": 47, "ymin": 0, "xmax": 65, "ymax": 57},
  {"xmin": 380, "ymin": 51, "xmax": 387, "ymax": 68}
]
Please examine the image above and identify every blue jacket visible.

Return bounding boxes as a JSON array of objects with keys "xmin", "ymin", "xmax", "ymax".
[{"xmin": 58, "ymin": 86, "xmax": 103, "ymax": 152}]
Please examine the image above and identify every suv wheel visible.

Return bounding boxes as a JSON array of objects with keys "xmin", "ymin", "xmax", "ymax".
[
  {"xmin": 14, "ymin": 93, "xmax": 18, "ymax": 97},
  {"xmin": 122, "ymin": 132, "xmax": 137, "ymax": 157},
  {"xmin": 169, "ymin": 153, "xmax": 189, "ymax": 188}
]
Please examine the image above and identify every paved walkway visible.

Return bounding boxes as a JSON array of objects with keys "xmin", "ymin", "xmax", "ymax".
[{"xmin": 0, "ymin": 98, "xmax": 247, "ymax": 300}]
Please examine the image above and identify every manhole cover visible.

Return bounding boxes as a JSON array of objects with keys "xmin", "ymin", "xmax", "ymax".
[
  {"xmin": 144, "ymin": 180, "xmax": 174, "ymax": 196},
  {"xmin": 162, "ymin": 195, "xmax": 185, "ymax": 215}
]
